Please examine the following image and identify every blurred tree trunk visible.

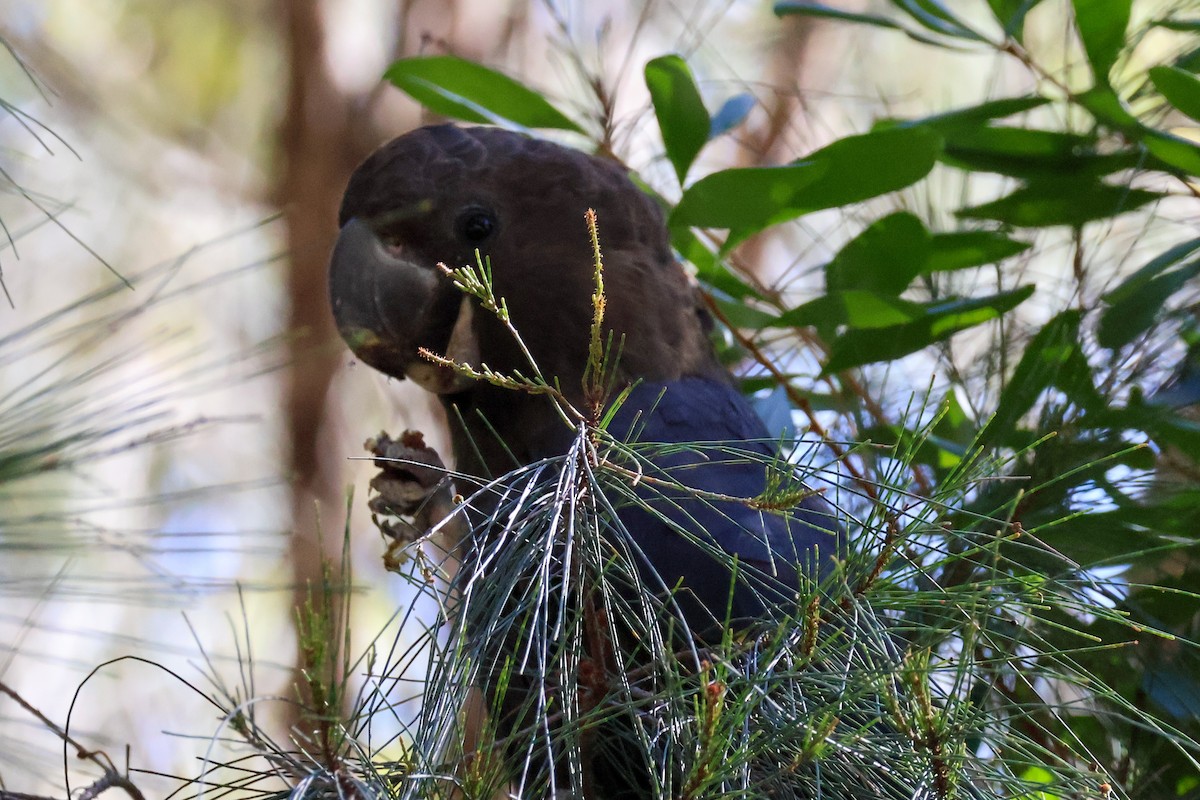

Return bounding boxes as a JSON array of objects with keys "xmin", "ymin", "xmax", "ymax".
[
  {"xmin": 272, "ymin": 0, "xmax": 498, "ymax": 739},
  {"xmin": 274, "ymin": 0, "xmax": 370, "ymax": 732}
]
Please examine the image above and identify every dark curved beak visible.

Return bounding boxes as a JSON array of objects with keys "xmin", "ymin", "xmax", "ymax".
[
  {"xmin": 329, "ymin": 218, "xmax": 479, "ymax": 393},
  {"xmin": 328, "ymin": 218, "xmax": 440, "ymax": 380}
]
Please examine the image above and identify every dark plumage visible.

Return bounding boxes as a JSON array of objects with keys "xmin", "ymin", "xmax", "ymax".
[
  {"xmin": 603, "ymin": 377, "xmax": 835, "ymax": 638},
  {"xmin": 329, "ymin": 124, "xmax": 841, "ymax": 795},
  {"xmin": 332, "ymin": 125, "xmax": 719, "ymax": 475}
]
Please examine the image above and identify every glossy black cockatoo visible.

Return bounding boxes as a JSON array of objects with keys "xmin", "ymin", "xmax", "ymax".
[{"xmin": 328, "ymin": 124, "xmax": 841, "ymax": 793}]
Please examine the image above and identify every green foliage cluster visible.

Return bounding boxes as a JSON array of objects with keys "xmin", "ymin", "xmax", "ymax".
[
  {"xmin": 5, "ymin": 3, "xmax": 1199, "ymax": 799},
  {"xmin": 374, "ymin": 2, "xmax": 1200, "ymax": 798}
]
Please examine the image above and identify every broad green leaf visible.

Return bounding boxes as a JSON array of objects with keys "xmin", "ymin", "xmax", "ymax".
[
  {"xmin": 945, "ymin": 125, "xmax": 1089, "ymax": 157},
  {"xmin": 894, "ymin": 0, "xmax": 987, "ymax": 41},
  {"xmin": 987, "ymin": 0, "xmax": 1044, "ymax": 42},
  {"xmin": 924, "ymin": 231, "xmax": 1031, "ymax": 273},
  {"xmin": 1154, "ymin": 17, "xmax": 1200, "ymax": 32},
  {"xmin": 1150, "ymin": 409, "xmax": 1200, "ymax": 463},
  {"xmin": 773, "ymin": 2, "xmax": 949, "ymax": 47},
  {"xmin": 645, "ymin": 55, "xmax": 711, "ymax": 184},
  {"xmin": 773, "ymin": 2, "xmax": 905, "ymax": 27},
  {"xmin": 943, "ymin": 148, "xmax": 1142, "ymax": 179},
  {"xmin": 924, "ymin": 288, "xmax": 1034, "ymax": 336},
  {"xmin": 776, "ymin": 291, "xmax": 927, "ymax": 335},
  {"xmin": 1179, "ymin": 45, "xmax": 1200, "ymax": 73},
  {"xmin": 1098, "ymin": 260, "xmax": 1200, "ymax": 348},
  {"xmin": 1104, "ymin": 235, "xmax": 1200, "ymax": 306},
  {"xmin": 1071, "ymin": 0, "xmax": 1132, "ymax": 86},
  {"xmin": 901, "ymin": 96, "xmax": 1050, "ymax": 133},
  {"xmin": 823, "ymin": 285, "xmax": 1035, "ymax": 372},
  {"xmin": 979, "ymin": 311, "xmax": 1089, "ymax": 446},
  {"xmin": 646, "ymin": 175, "xmax": 764, "ymax": 300},
  {"xmin": 709, "ymin": 94, "xmax": 756, "ymax": 138},
  {"xmin": 1137, "ymin": 562, "xmax": 1200, "ymax": 625},
  {"xmin": 1143, "ymin": 129, "xmax": 1200, "ymax": 175},
  {"xmin": 385, "ymin": 56, "xmax": 583, "ymax": 132},
  {"xmin": 941, "ymin": 126, "xmax": 1141, "ymax": 178},
  {"xmin": 787, "ymin": 125, "xmax": 942, "ymax": 208},
  {"xmin": 1018, "ymin": 759, "xmax": 1063, "ymax": 789},
  {"xmin": 1150, "ymin": 65, "xmax": 1200, "ymax": 121},
  {"xmin": 708, "ymin": 126, "xmax": 940, "ymax": 247},
  {"xmin": 670, "ymin": 225, "xmax": 761, "ymax": 301},
  {"xmin": 1034, "ymin": 506, "xmax": 1177, "ymax": 566},
  {"xmin": 1076, "ymin": 85, "xmax": 1140, "ymax": 129},
  {"xmin": 957, "ymin": 179, "xmax": 1163, "ymax": 227},
  {"xmin": 710, "ymin": 295, "xmax": 780, "ymax": 329},
  {"xmin": 948, "ymin": 127, "xmax": 1094, "ymax": 158},
  {"xmin": 825, "ymin": 212, "xmax": 930, "ymax": 295},
  {"xmin": 669, "ymin": 162, "xmax": 827, "ymax": 229}
]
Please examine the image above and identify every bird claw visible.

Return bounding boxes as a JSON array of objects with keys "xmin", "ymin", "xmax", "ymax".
[{"xmin": 365, "ymin": 430, "xmax": 457, "ymax": 565}]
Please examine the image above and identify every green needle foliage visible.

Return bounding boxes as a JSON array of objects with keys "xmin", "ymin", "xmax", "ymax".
[
  {"xmin": 317, "ymin": 3, "xmax": 1200, "ymax": 798},
  {"xmin": 188, "ymin": 238, "xmax": 1194, "ymax": 799},
  {"xmin": 7, "ymin": 3, "xmax": 1200, "ymax": 800}
]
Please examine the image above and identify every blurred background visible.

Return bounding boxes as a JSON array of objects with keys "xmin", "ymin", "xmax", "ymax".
[{"xmin": 1, "ymin": 0, "xmax": 1189, "ymax": 796}]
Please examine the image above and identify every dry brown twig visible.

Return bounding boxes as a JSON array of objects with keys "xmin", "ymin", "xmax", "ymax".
[{"xmin": 0, "ymin": 679, "xmax": 146, "ymax": 800}]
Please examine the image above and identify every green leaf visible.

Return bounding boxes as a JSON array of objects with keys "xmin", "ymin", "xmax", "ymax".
[
  {"xmin": 949, "ymin": 127, "xmax": 1096, "ymax": 158},
  {"xmin": 1076, "ymin": 85, "xmax": 1140, "ymax": 129},
  {"xmin": 941, "ymin": 126, "xmax": 1141, "ymax": 178},
  {"xmin": 1142, "ymin": 129, "xmax": 1200, "ymax": 176},
  {"xmin": 1099, "ymin": 238, "xmax": 1200, "ymax": 348},
  {"xmin": 924, "ymin": 231, "xmax": 1031, "ymax": 273},
  {"xmin": 647, "ymin": 177, "xmax": 764, "ymax": 301},
  {"xmin": 670, "ymin": 225, "xmax": 761, "ymax": 301},
  {"xmin": 710, "ymin": 295, "xmax": 780, "ymax": 329},
  {"xmin": 1034, "ymin": 506, "xmax": 1179, "ymax": 566},
  {"xmin": 791, "ymin": 125, "xmax": 943, "ymax": 207},
  {"xmin": 1150, "ymin": 65, "xmax": 1200, "ymax": 121},
  {"xmin": 669, "ymin": 162, "xmax": 827, "ymax": 229},
  {"xmin": 893, "ymin": 0, "xmax": 987, "ymax": 42},
  {"xmin": 671, "ymin": 127, "xmax": 940, "ymax": 240},
  {"xmin": 1153, "ymin": 17, "xmax": 1200, "ymax": 33},
  {"xmin": 384, "ymin": 56, "xmax": 583, "ymax": 132},
  {"xmin": 979, "ymin": 311, "xmax": 1089, "ymax": 446},
  {"xmin": 823, "ymin": 285, "xmax": 1035, "ymax": 372},
  {"xmin": 987, "ymin": 0, "xmax": 1044, "ymax": 42},
  {"xmin": 772, "ymin": 2, "xmax": 950, "ymax": 47},
  {"xmin": 707, "ymin": 126, "xmax": 940, "ymax": 247},
  {"xmin": 1016, "ymin": 765, "xmax": 1058, "ymax": 797},
  {"xmin": 709, "ymin": 94, "xmax": 755, "ymax": 138},
  {"xmin": 773, "ymin": 2, "xmax": 903, "ymax": 27},
  {"xmin": 1150, "ymin": 409, "xmax": 1200, "ymax": 464},
  {"xmin": 1137, "ymin": 562, "xmax": 1200, "ymax": 625},
  {"xmin": 1071, "ymin": 0, "xmax": 1131, "ymax": 86},
  {"xmin": 1104, "ymin": 236, "xmax": 1200, "ymax": 306},
  {"xmin": 957, "ymin": 179, "xmax": 1163, "ymax": 227},
  {"xmin": 1178, "ymin": 45, "xmax": 1200, "ymax": 73},
  {"xmin": 776, "ymin": 291, "xmax": 927, "ymax": 336},
  {"xmin": 645, "ymin": 55, "xmax": 711, "ymax": 184},
  {"xmin": 902, "ymin": 96, "xmax": 1050, "ymax": 133},
  {"xmin": 825, "ymin": 212, "xmax": 930, "ymax": 295}
]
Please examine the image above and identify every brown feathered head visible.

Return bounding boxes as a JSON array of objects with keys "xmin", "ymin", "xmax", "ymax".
[
  {"xmin": 331, "ymin": 125, "xmax": 718, "ymax": 390},
  {"xmin": 329, "ymin": 125, "xmax": 720, "ymax": 473}
]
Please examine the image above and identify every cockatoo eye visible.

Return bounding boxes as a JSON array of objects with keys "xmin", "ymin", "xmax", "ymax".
[{"xmin": 456, "ymin": 206, "xmax": 496, "ymax": 244}]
